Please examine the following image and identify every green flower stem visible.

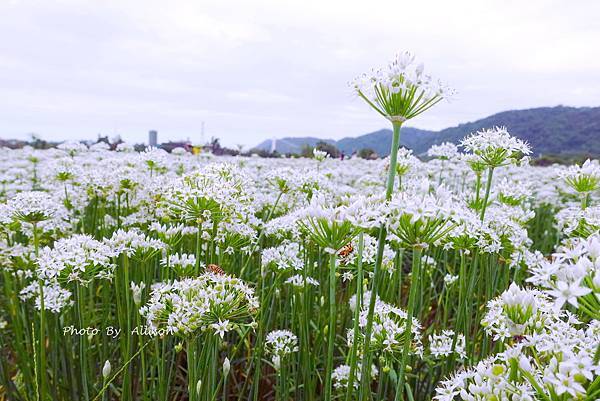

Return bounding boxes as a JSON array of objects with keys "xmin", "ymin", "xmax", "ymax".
[
  {"xmin": 101, "ymin": 376, "xmax": 108, "ymax": 401},
  {"xmin": 345, "ymin": 233, "xmax": 364, "ymax": 401},
  {"xmin": 323, "ymin": 253, "xmax": 337, "ymax": 401},
  {"xmin": 187, "ymin": 339, "xmax": 198, "ymax": 401},
  {"xmin": 3, "ymin": 270, "xmax": 35, "ymax": 394},
  {"xmin": 359, "ymin": 121, "xmax": 402, "ymax": 401},
  {"xmin": 395, "ymin": 250, "xmax": 404, "ymax": 306},
  {"xmin": 474, "ymin": 173, "xmax": 482, "ymax": 204},
  {"xmin": 465, "ymin": 253, "xmax": 480, "ymax": 359},
  {"xmin": 457, "ymin": 251, "xmax": 467, "ymax": 332},
  {"xmin": 75, "ymin": 283, "xmax": 89, "ymax": 401},
  {"xmin": 32, "ymin": 223, "xmax": 47, "ymax": 401},
  {"xmin": 136, "ymin": 311, "xmax": 148, "ymax": 401},
  {"xmin": 394, "ymin": 247, "xmax": 421, "ymax": 401},
  {"xmin": 122, "ymin": 255, "xmax": 132, "ymax": 401},
  {"xmin": 250, "ymin": 280, "xmax": 268, "ymax": 401},
  {"xmin": 251, "ymin": 275, "xmax": 281, "ymax": 401},
  {"xmin": 222, "ymin": 367, "xmax": 229, "ymax": 401},
  {"xmin": 196, "ymin": 223, "xmax": 203, "ymax": 274},
  {"xmin": 210, "ymin": 334, "xmax": 218, "ymax": 401},
  {"xmin": 385, "ymin": 123, "xmax": 403, "ymax": 199},
  {"xmin": 582, "ymin": 192, "xmax": 590, "ymax": 209},
  {"xmin": 445, "ymin": 250, "xmax": 469, "ymax": 370},
  {"xmin": 37, "ymin": 279, "xmax": 46, "ymax": 401},
  {"xmin": 276, "ymin": 362, "xmax": 288, "ymax": 401},
  {"xmin": 301, "ymin": 251, "xmax": 315, "ymax": 401},
  {"xmin": 479, "ymin": 167, "xmax": 495, "ymax": 221}
]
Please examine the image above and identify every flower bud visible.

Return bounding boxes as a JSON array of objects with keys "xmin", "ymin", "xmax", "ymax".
[
  {"xmin": 102, "ymin": 360, "xmax": 111, "ymax": 379},
  {"xmin": 223, "ymin": 357, "xmax": 231, "ymax": 376},
  {"xmin": 131, "ymin": 281, "xmax": 145, "ymax": 306}
]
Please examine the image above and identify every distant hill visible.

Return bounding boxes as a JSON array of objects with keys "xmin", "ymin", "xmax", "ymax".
[{"xmin": 253, "ymin": 106, "xmax": 600, "ymax": 157}]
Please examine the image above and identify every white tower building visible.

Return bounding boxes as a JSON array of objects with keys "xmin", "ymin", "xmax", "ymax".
[{"xmin": 149, "ymin": 130, "xmax": 158, "ymax": 147}]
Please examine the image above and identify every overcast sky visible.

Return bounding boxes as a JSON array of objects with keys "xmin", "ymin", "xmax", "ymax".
[{"xmin": 1, "ymin": 0, "xmax": 599, "ymax": 147}]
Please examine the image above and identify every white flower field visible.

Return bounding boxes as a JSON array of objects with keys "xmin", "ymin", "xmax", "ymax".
[{"xmin": 0, "ymin": 53, "xmax": 599, "ymax": 401}]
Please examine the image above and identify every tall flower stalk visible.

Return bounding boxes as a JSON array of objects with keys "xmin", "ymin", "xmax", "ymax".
[
  {"xmin": 265, "ymin": 330, "xmax": 298, "ymax": 401},
  {"xmin": 7, "ymin": 192, "xmax": 57, "ymax": 401},
  {"xmin": 358, "ymin": 122, "xmax": 401, "ymax": 398},
  {"xmin": 140, "ymin": 274, "xmax": 258, "ymax": 401},
  {"xmin": 323, "ymin": 253, "xmax": 337, "ymax": 401},
  {"xmin": 393, "ymin": 246, "xmax": 421, "ymax": 401},
  {"xmin": 351, "ymin": 51, "xmax": 453, "ymax": 400},
  {"xmin": 461, "ymin": 126, "xmax": 531, "ymax": 221}
]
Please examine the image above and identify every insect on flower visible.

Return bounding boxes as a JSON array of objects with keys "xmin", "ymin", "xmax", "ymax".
[
  {"xmin": 206, "ymin": 264, "xmax": 226, "ymax": 275},
  {"xmin": 337, "ymin": 243, "xmax": 354, "ymax": 264}
]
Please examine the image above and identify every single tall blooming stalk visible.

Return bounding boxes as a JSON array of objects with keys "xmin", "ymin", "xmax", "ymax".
[
  {"xmin": 140, "ymin": 274, "xmax": 258, "ymax": 401},
  {"xmin": 461, "ymin": 126, "xmax": 531, "ymax": 221},
  {"xmin": 8, "ymin": 191, "xmax": 58, "ymax": 401},
  {"xmin": 351, "ymin": 51, "xmax": 453, "ymax": 400},
  {"xmin": 265, "ymin": 330, "xmax": 299, "ymax": 401}
]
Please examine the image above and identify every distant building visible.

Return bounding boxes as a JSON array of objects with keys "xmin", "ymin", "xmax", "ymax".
[
  {"xmin": 270, "ymin": 137, "xmax": 277, "ymax": 153},
  {"xmin": 160, "ymin": 141, "xmax": 192, "ymax": 153},
  {"xmin": 149, "ymin": 130, "xmax": 158, "ymax": 147},
  {"xmin": 0, "ymin": 139, "xmax": 28, "ymax": 149}
]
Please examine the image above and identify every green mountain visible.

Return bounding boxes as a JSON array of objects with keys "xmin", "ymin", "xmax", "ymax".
[{"xmin": 253, "ymin": 106, "xmax": 600, "ymax": 157}]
